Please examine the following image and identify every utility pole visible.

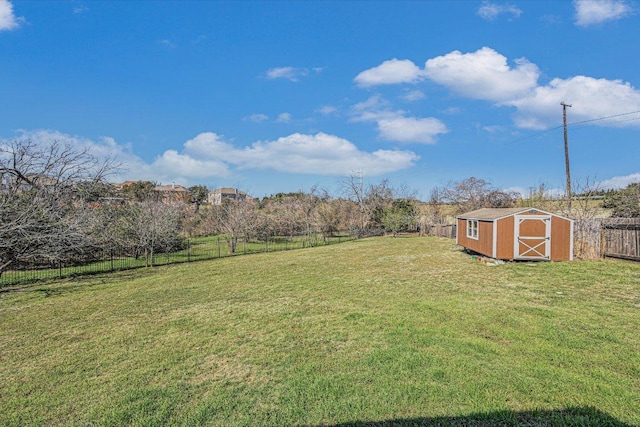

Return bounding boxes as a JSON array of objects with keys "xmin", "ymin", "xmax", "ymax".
[
  {"xmin": 354, "ymin": 169, "xmax": 366, "ymax": 234},
  {"xmin": 561, "ymin": 102, "xmax": 572, "ymax": 210}
]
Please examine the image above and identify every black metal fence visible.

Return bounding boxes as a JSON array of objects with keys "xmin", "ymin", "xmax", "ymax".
[{"xmin": 0, "ymin": 233, "xmax": 354, "ymax": 287}]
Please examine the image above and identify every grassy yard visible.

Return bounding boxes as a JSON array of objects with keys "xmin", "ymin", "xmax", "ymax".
[
  {"xmin": 0, "ymin": 236, "xmax": 639, "ymax": 426},
  {"xmin": 0, "ymin": 233, "xmax": 352, "ymax": 287}
]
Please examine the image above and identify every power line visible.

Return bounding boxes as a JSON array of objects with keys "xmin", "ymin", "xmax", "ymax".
[
  {"xmin": 567, "ymin": 109, "xmax": 640, "ymax": 127},
  {"xmin": 561, "ymin": 102, "xmax": 572, "ymax": 210},
  {"xmin": 504, "ymin": 109, "xmax": 640, "ymax": 145},
  {"xmin": 568, "ymin": 114, "xmax": 640, "ymax": 129}
]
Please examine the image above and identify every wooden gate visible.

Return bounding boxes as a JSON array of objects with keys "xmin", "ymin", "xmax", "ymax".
[{"xmin": 514, "ymin": 215, "xmax": 551, "ymax": 260}]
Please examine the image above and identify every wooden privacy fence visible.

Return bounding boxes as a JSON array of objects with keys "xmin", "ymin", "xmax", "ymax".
[
  {"xmin": 602, "ymin": 218, "xmax": 640, "ymax": 261},
  {"xmin": 571, "ymin": 218, "xmax": 640, "ymax": 261},
  {"xmin": 422, "ymin": 224, "xmax": 457, "ymax": 239}
]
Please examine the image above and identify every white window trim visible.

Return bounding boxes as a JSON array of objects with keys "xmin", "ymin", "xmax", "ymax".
[{"xmin": 467, "ymin": 219, "xmax": 479, "ymax": 240}]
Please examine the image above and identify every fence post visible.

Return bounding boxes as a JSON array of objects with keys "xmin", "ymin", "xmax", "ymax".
[
  {"xmin": 187, "ymin": 239, "xmax": 191, "ymax": 263},
  {"xmin": 110, "ymin": 250, "xmax": 114, "ymax": 271}
]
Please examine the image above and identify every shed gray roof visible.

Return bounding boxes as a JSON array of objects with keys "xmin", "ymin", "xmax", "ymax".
[{"xmin": 457, "ymin": 207, "xmax": 538, "ymax": 220}]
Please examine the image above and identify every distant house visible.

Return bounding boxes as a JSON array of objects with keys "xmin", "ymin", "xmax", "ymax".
[
  {"xmin": 1, "ymin": 173, "xmax": 59, "ymax": 192},
  {"xmin": 115, "ymin": 181, "xmax": 190, "ymax": 203},
  {"xmin": 154, "ymin": 183, "xmax": 190, "ymax": 202},
  {"xmin": 208, "ymin": 188, "xmax": 250, "ymax": 205},
  {"xmin": 456, "ymin": 207, "xmax": 574, "ymax": 261},
  {"xmin": 114, "ymin": 180, "xmax": 138, "ymax": 191}
]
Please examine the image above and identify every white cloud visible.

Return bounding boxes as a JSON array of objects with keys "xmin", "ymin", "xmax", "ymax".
[
  {"xmin": 355, "ymin": 47, "xmax": 640, "ymax": 132},
  {"xmin": 265, "ymin": 66, "xmax": 309, "ymax": 82},
  {"xmin": 574, "ymin": 0, "xmax": 632, "ymax": 26},
  {"xmin": 6, "ymin": 129, "xmax": 418, "ymax": 184},
  {"xmin": 353, "ymin": 48, "xmax": 540, "ymax": 103},
  {"xmin": 419, "ymin": 47, "xmax": 640, "ymax": 130},
  {"xmin": 354, "ymin": 58, "xmax": 423, "ymax": 87},
  {"xmin": 442, "ymin": 106, "xmax": 461, "ymax": 115},
  {"xmin": 158, "ymin": 39, "xmax": 176, "ymax": 48},
  {"xmin": 238, "ymin": 133, "xmax": 419, "ymax": 175},
  {"xmin": 598, "ymin": 173, "xmax": 640, "ymax": 190},
  {"xmin": 182, "ymin": 131, "xmax": 418, "ymax": 176},
  {"xmin": 73, "ymin": 5, "xmax": 89, "ymax": 14},
  {"xmin": 508, "ymin": 75, "xmax": 640, "ymax": 129},
  {"xmin": 424, "ymin": 47, "xmax": 540, "ymax": 102},
  {"xmin": 316, "ymin": 105, "xmax": 338, "ymax": 115},
  {"xmin": 481, "ymin": 124, "xmax": 507, "ymax": 133},
  {"xmin": 152, "ymin": 149, "xmax": 231, "ymax": 179},
  {"xmin": 180, "ymin": 132, "xmax": 419, "ymax": 176},
  {"xmin": 350, "ymin": 95, "xmax": 400, "ymax": 123},
  {"xmin": 5, "ymin": 129, "xmax": 148, "ymax": 180},
  {"xmin": 540, "ymin": 14, "xmax": 564, "ymax": 24},
  {"xmin": 477, "ymin": 1, "xmax": 522, "ymax": 20},
  {"xmin": 276, "ymin": 112, "xmax": 292, "ymax": 123},
  {"xmin": 350, "ymin": 95, "xmax": 448, "ymax": 144},
  {"xmin": 401, "ymin": 90, "xmax": 425, "ymax": 102},
  {"xmin": 377, "ymin": 117, "xmax": 448, "ymax": 144},
  {"xmin": 244, "ymin": 113, "xmax": 269, "ymax": 122},
  {"xmin": 0, "ymin": 0, "xmax": 23, "ymax": 31},
  {"xmin": 183, "ymin": 132, "xmax": 233, "ymax": 156}
]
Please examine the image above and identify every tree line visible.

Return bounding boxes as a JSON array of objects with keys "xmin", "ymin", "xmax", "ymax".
[
  {"xmin": 3, "ymin": 139, "xmax": 637, "ymax": 275},
  {"xmin": 0, "ymin": 140, "xmax": 423, "ymax": 275}
]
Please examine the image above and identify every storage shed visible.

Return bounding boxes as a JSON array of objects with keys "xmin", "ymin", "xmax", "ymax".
[{"xmin": 456, "ymin": 208, "xmax": 574, "ymax": 261}]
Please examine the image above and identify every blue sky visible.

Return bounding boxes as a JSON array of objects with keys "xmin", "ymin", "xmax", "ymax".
[{"xmin": 1, "ymin": 0, "xmax": 639, "ymax": 200}]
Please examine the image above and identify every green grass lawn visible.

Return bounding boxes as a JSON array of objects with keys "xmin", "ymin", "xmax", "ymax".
[
  {"xmin": 1, "ymin": 236, "xmax": 639, "ymax": 426},
  {"xmin": 0, "ymin": 233, "xmax": 352, "ymax": 287}
]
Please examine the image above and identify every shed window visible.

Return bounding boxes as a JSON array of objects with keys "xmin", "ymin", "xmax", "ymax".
[{"xmin": 467, "ymin": 219, "xmax": 478, "ymax": 239}]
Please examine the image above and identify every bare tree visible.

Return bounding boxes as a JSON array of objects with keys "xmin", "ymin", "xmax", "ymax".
[
  {"xmin": 260, "ymin": 193, "xmax": 306, "ymax": 239},
  {"xmin": 209, "ymin": 198, "xmax": 262, "ymax": 253},
  {"xmin": 341, "ymin": 176, "xmax": 418, "ymax": 237},
  {"xmin": 316, "ymin": 196, "xmax": 342, "ymax": 239},
  {"xmin": 334, "ymin": 198, "xmax": 362, "ymax": 237},
  {"xmin": 553, "ymin": 177, "xmax": 608, "ymax": 260},
  {"xmin": 437, "ymin": 177, "xmax": 518, "ymax": 215},
  {"xmin": 0, "ymin": 139, "xmax": 115, "ymax": 274},
  {"xmin": 423, "ymin": 187, "xmax": 449, "ymax": 226},
  {"xmin": 340, "ymin": 174, "xmax": 368, "ymax": 235},
  {"xmin": 341, "ymin": 175, "xmax": 395, "ymax": 236},
  {"xmin": 109, "ymin": 200, "xmax": 183, "ymax": 266},
  {"xmin": 297, "ymin": 186, "xmax": 324, "ymax": 244}
]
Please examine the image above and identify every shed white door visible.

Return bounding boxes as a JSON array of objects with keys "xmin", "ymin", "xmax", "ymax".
[{"xmin": 514, "ymin": 215, "xmax": 551, "ymax": 260}]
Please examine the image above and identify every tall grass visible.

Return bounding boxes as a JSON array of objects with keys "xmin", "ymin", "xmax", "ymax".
[{"xmin": 0, "ymin": 236, "xmax": 638, "ymax": 426}]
